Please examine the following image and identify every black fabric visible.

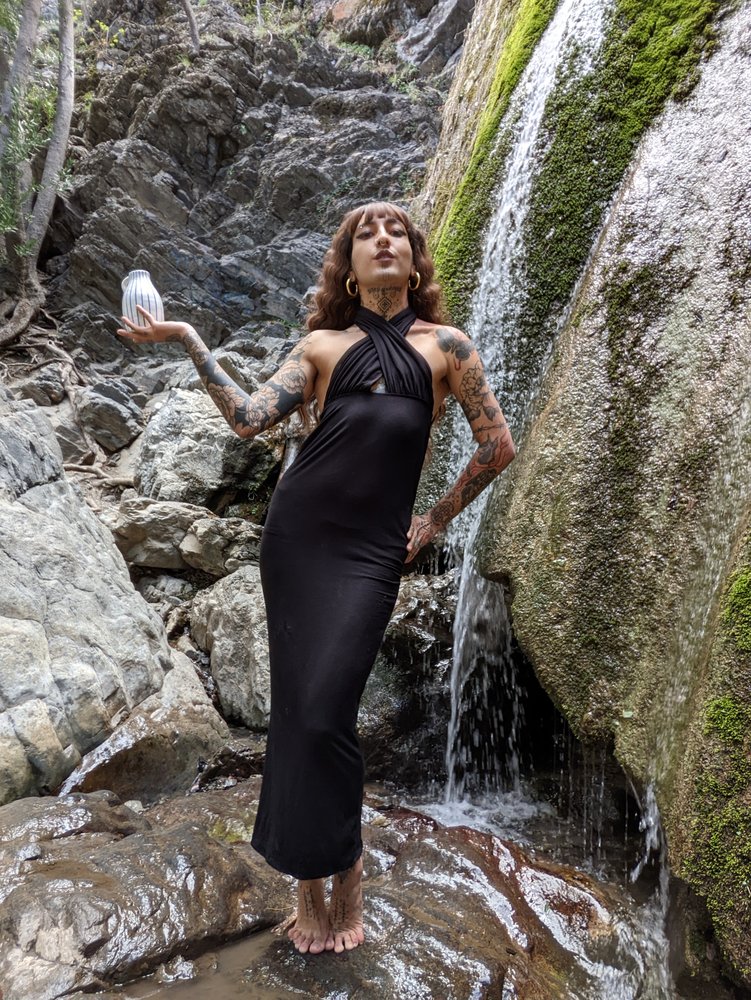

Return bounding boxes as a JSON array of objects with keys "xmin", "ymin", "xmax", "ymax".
[{"xmin": 250, "ymin": 306, "xmax": 433, "ymax": 878}]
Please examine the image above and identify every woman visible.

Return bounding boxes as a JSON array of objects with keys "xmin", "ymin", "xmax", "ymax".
[{"xmin": 117, "ymin": 201, "xmax": 515, "ymax": 957}]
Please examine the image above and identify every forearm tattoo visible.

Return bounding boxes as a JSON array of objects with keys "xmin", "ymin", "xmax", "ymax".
[
  {"xmin": 430, "ymin": 340, "xmax": 515, "ymax": 529},
  {"xmin": 171, "ymin": 329, "xmax": 309, "ymax": 438}
]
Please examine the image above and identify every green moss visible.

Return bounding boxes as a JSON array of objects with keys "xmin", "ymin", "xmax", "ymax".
[
  {"xmin": 520, "ymin": 0, "xmax": 720, "ymax": 362},
  {"xmin": 720, "ymin": 567, "xmax": 751, "ymax": 652},
  {"xmin": 704, "ymin": 696, "xmax": 750, "ymax": 745},
  {"xmin": 683, "ymin": 775, "xmax": 751, "ymax": 980},
  {"xmin": 207, "ymin": 816, "xmax": 255, "ymax": 843},
  {"xmin": 430, "ymin": 0, "xmax": 559, "ymax": 323},
  {"xmin": 432, "ymin": 0, "xmax": 721, "ymax": 337}
]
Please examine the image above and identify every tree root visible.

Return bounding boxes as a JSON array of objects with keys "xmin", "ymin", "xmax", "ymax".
[
  {"xmin": 0, "ymin": 267, "xmax": 46, "ymax": 346},
  {"xmin": 63, "ymin": 464, "xmax": 134, "ymax": 488}
]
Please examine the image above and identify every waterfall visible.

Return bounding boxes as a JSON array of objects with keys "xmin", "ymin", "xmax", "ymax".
[{"xmin": 443, "ymin": 0, "xmax": 610, "ymax": 799}]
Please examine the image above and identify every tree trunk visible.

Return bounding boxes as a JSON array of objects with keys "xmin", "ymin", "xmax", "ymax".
[
  {"xmin": 0, "ymin": 0, "xmax": 41, "ymax": 166},
  {"xmin": 0, "ymin": 253, "xmax": 44, "ymax": 345},
  {"xmin": 26, "ymin": 0, "xmax": 74, "ymax": 253},
  {"xmin": 179, "ymin": 0, "xmax": 200, "ymax": 55}
]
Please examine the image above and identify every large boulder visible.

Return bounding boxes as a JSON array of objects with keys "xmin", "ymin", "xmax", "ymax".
[
  {"xmin": 134, "ymin": 388, "xmax": 282, "ymax": 509},
  {"xmin": 477, "ymin": 6, "xmax": 751, "ymax": 985},
  {"xmin": 190, "ymin": 565, "xmax": 271, "ymax": 728},
  {"xmin": 58, "ymin": 651, "xmax": 230, "ymax": 802},
  {"xmin": 0, "ymin": 394, "xmax": 171, "ymax": 805}
]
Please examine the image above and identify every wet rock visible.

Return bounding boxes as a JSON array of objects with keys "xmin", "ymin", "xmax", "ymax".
[
  {"xmin": 189, "ymin": 730, "xmax": 267, "ymax": 792},
  {"xmin": 360, "ymin": 571, "xmax": 456, "ymax": 788},
  {"xmin": 58, "ymin": 651, "xmax": 230, "ymax": 803},
  {"xmin": 75, "ymin": 379, "xmax": 144, "ymax": 451},
  {"xmin": 0, "ymin": 395, "xmax": 171, "ymax": 804},
  {"xmin": 0, "ymin": 776, "xmax": 676, "ymax": 1000},
  {"xmin": 135, "ymin": 388, "xmax": 282, "ymax": 508},
  {"xmin": 190, "ymin": 565, "xmax": 270, "ymax": 727},
  {"xmin": 0, "ymin": 798, "xmax": 289, "ymax": 1000}
]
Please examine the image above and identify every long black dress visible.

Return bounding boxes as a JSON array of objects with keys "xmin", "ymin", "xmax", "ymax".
[{"xmin": 250, "ymin": 305, "xmax": 434, "ymax": 879}]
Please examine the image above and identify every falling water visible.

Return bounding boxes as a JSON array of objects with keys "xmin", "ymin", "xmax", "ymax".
[{"xmin": 443, "ymin": 0, "xmax": 611, "ymax": 799}]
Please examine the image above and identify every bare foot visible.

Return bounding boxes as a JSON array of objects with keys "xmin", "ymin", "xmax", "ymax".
[
  {"xmin": 287, "ymin": 878, "xmax": 335, "ymax": 954},
  {"xmin": 328, "ymin": 856, "xmax": 365, "ymax": 953}
]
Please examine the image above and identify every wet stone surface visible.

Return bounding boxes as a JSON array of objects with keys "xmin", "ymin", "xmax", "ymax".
[{"xmin": 0, "ymin": 778, "xmax": 687, "ymax": 999}]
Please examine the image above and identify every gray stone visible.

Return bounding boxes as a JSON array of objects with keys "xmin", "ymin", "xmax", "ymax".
[
  {"xmin": 179, "ymin": 516, "xmax": 262, "ymax": 575},
  {"xmin": 397, "ymin": 0, "xmax": 475, "ymax": 75},
  {"xmin": 190, "ymin": 566, "xmax": 270, "ymax": 727},
  {"xmin": 13, "ymin": 363, "xmax": 66, "ymax": 406},
  {"xmin": 135, "ymin": 388, "xmax": 283, "ymax": 508},
  {"xmin": 58, "ymin": 652, "xmax": 230, "ymax": 802},
  {"xmin": 76, "ymin": 379, "xmax": 144, "ymax": 451},
  {"xmin": 0, "ymin": 395, "xmax": 172, "ymax": 804},
  {"xmin": 113, "ymin": 495, "xmax": 213, "ymax": 569}
]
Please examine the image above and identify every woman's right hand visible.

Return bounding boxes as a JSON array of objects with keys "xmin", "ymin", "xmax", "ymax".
[{"xmin": 116, "ymin": 304, "xmax": 192, "ymax": 344}]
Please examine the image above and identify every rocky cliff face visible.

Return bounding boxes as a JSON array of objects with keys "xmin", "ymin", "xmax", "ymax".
[
  {"xmin": 1, "ymin": 0, "xmax": 471, "ymax": 806},
  {"xmin": 420, "ymin": 0, "xmax": 750, "ymax": 984}
]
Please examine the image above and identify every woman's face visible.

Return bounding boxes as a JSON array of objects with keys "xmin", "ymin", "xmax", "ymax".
[{"xmin": 349, "ymin": 210, "xmax": 413, "ymax": 289}]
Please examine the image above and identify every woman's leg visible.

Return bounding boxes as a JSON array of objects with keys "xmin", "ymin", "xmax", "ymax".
[
  {"xmin": 328, "ymin": 855, "xmax": 365, "ymax": 952},
  {"xmin": 287, "ymin": 877, "xmax": 335, "ymax": 953}
]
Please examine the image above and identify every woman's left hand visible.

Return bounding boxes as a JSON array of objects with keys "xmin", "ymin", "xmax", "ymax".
[{"xmin": 405, "ymin": 511, "xmax": 444, "ymax": 564}]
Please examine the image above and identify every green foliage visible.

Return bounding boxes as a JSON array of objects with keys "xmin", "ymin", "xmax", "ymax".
[
  {"xmin": 0, "ymin": 0, "xmax": 21, "ymax": 35},
  {"xmin": 1, "ymin": 78, "xmax": 57, "ymax": 257},
  {"xmin": 241, "ymin": 0, "xmax": 312, "ymax": 42},
  {"xmin": 84, "ymin": 17, "xmax": 126, "ymax": 53},
  {"xmin": 720, "ymin": 567, "xmax": 751, "ymax": 652}
]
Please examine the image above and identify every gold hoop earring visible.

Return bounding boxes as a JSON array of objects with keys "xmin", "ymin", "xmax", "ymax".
[
  {"xmin": 345, "ymin": 276, "xmax": 359, "ymax": 298},
  {"xmin": 408, "ymin": 271, "xmax": 421, "ymax": 291}
]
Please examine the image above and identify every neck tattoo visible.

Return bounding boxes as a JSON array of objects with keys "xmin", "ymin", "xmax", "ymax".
[{"xmin": 367, "ymin": 286, "xmax": 399, "ymax": 318}]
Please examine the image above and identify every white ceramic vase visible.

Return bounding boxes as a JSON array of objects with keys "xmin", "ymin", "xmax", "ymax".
[{"xmin": 121, "ymin": 269, "xmax": 165, "ymax": 325}]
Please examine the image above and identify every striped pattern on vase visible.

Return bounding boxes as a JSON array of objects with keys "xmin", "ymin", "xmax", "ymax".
[{"xmin": 121, "ymin": 270, "xmax": 165, "ymax": 325}]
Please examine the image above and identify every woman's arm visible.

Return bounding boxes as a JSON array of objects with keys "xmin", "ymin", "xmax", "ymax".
[
  {"xmin": 117, "ymin": 305, "xmax": 317, "ymax": 439},
  {"xmin": 405, "ymin": 327, "xmax": 514, "ymax": 561}
]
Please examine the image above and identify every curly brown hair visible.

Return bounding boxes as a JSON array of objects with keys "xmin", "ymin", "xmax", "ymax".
[{"xmin": 306, "ymin": 201, "xmax": 448, "ymax": 331}]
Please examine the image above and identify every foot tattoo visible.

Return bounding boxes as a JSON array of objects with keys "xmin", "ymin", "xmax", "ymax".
[
  {"xmin": 328, "ymin": 856, "xmax": 365, "ymax": 953},
  {"xmin": 287, "ymin": 878, "xmax": 334, "ymax": 954}
]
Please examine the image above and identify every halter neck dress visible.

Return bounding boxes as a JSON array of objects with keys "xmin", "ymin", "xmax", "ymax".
[{"xmin": 250, "ymin": 305, "xmax": 434, "ymax": 879}]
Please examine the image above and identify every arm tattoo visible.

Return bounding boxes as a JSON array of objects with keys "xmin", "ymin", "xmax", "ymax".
[
  {"xmin": 437, "ymin": 327, "xmax": 473, "ymax": 370},
  {"xmin": 173, "ymin": 329, "xmax": 310, "ymax": 438},
  {"xmin": 457, "ymin": 362, "xmax": 501, "ymax": 423},
  {"xmin": 428, "ymin": 345, "xmax": 516, "ymax": 529}
]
